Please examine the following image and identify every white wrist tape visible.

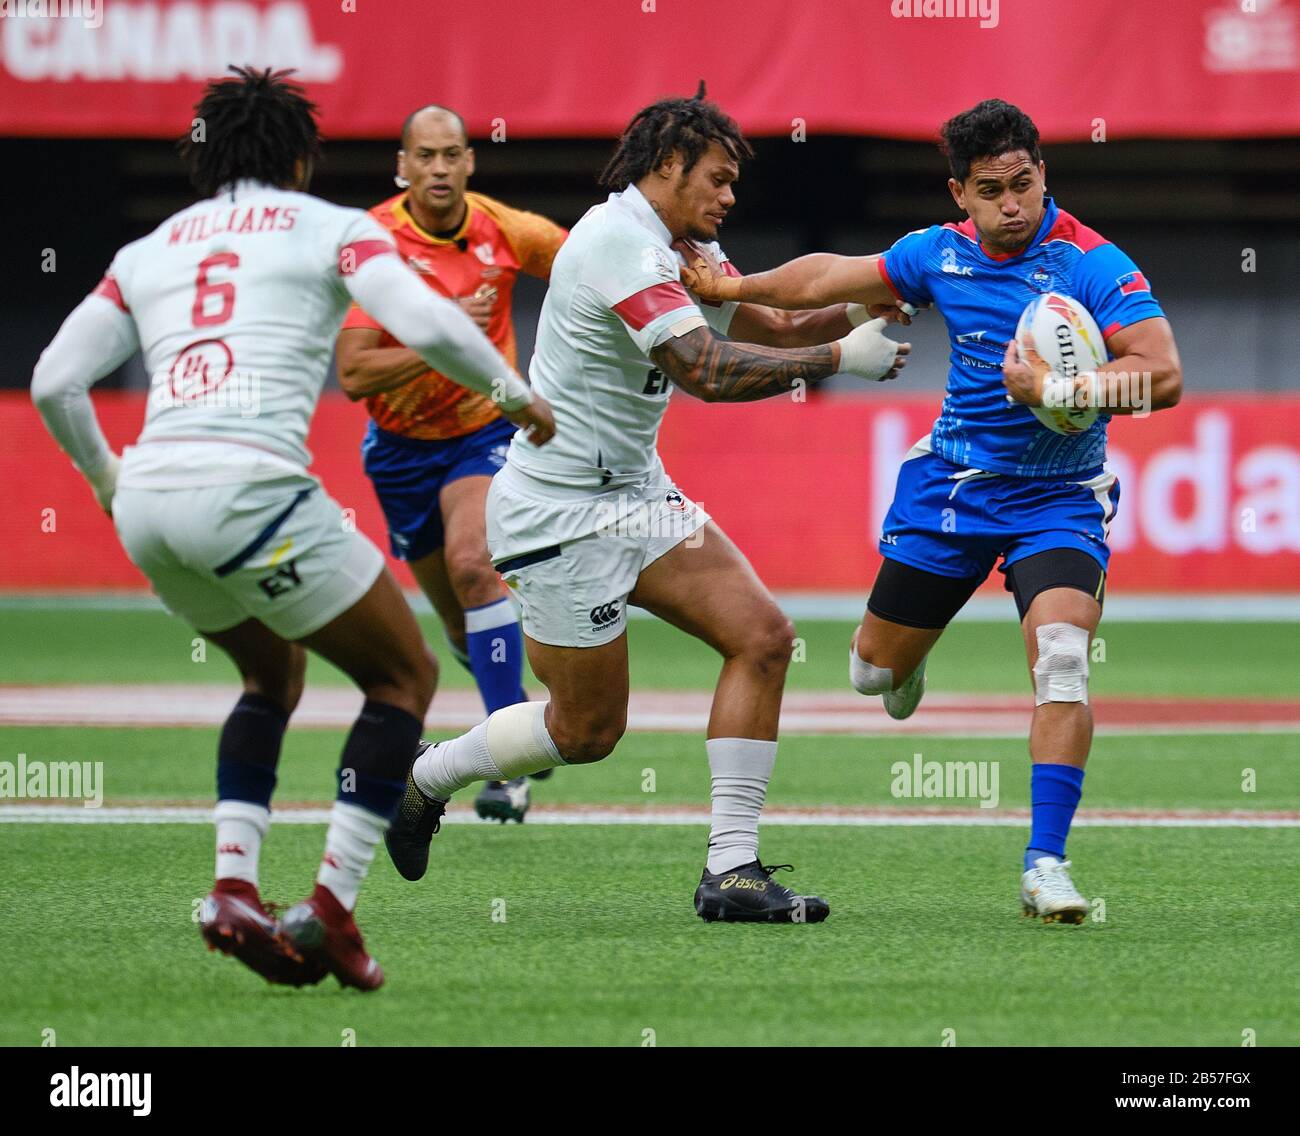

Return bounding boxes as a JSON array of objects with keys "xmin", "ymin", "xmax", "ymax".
[
  {"xmin": 1033, "ymin": 623, "xmax": 1090, "ymax": 706},
  {"xmin": 1041, "ymin": 371, "xmax": 1100, "ymax": 412},
  {"xmin": 836, "ymin": 317, "xmax": 899, "ymax": 381}
]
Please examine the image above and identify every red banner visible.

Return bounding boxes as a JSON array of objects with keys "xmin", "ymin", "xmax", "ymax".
[
  {"xmin": 2, "ymin": 0, "xmax": 1298, "ymax": 140},
  {"xmin": 3, "ymin": 391, "xmax": 1298, "ymax": 593}
]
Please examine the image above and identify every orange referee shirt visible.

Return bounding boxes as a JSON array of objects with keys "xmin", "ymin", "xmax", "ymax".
[{"xmin": 342, "ymin": 191, "xmax": 567, "ymax": 440}]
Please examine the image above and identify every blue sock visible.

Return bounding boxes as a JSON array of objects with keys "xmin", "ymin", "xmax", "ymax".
[
  {"xmin": 465, "ymin": 597, "xmax": 526, "ymax": 715},
  {"xmin": 1025, "ymin": 763, "xmax": 1085, "ymax": 872}
]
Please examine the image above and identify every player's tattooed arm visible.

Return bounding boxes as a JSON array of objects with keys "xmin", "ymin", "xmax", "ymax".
[{"xmin": 650, "ymin": 325, "xmax": 839, "ymax": 403}]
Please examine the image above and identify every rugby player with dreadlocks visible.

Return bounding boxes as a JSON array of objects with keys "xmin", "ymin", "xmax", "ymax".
[
  {"xmin": 383, "ymin": 87, "xmax": 912, "ymax": 923},
  {"xmin": 30, "ymin": 67, "xmax": 554, "ymax": 989}
]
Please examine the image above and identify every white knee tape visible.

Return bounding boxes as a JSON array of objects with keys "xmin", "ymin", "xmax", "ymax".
[
  {"xmin": 1033, "ymin": 623, "xmax": 1090, "ymax": 706},
  {"xmin": 849, "ymin": 648, "xmax": 894, "ymax": 695},
  {"xmin": 484, "ymin": 701, "xmax": 563, "ymax": 778}
]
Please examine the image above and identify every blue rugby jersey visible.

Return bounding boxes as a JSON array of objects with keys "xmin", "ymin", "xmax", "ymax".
[{"xmin": 878, "ymin": 197, "xmax": 1164, "ymax": 478}]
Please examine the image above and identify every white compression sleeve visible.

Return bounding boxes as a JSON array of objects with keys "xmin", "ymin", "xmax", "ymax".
[
  {"xmin": 30, "ymin": 294, "xmax": 139, "ymax": 486},
  {"xmin": 344, "ymin": 253, "xmax": 532, "ymax": 410},
  {"xmin": 413, "ymin": 702, "xmax": 563, "ymax": 801}
]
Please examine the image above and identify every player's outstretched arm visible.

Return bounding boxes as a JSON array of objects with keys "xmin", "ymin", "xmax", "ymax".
[
  {"xmin": 344, "ymin": 251, "xmax": 554, "ymax": 443},
  {"xmin": 682, "ymin": 251, "xmax": 896, "ymax": 311},
  {"xmin": 31, "ymin": 292, "xmax": 141, "ymax": 515},
  {"xmin": 729, "ymin": 299, "xmax": 917, "ymax": 348},
  {"xmin": 651, "ymin": 318, "xmax": 908, "ymax": 403}
]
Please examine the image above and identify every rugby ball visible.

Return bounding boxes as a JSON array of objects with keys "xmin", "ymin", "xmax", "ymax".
[{"xmin": 1014, "ymin": 292, "xmax": 1106, "ymax": 435}]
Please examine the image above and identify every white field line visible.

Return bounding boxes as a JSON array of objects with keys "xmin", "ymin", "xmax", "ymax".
[
  {"xmin": 1, "ymin": 805, "xmax": 1297, "ymax": 828},
  {"xmin": 2, "ymin": 686, "xmax": 1297, "ymax": 736}
]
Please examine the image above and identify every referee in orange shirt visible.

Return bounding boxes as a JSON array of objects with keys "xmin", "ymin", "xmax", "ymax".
[{"xmin": 336, "ymin": 105, "xmax": 567, "ymax": 824}]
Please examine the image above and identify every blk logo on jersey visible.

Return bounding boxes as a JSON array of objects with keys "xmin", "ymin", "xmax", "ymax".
[
  {"xmin": 589, "ymin": 601, "xmax": 621, "ymax": 628},
  {"xmin": 258, "ymin": 559, "xmax": 302, "ymax": 599},
  {"xmin": 940, "ymin": 248, "xmax": 973, "ymax": 276},
  {"xmin": 664, "ymin": 490, "xmax": 686, "ymax": 511}
]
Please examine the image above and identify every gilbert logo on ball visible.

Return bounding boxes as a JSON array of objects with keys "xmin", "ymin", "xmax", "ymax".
[{"xmin": 1014, "ymin": 292, "xmax": 1107, "ymax": 435}]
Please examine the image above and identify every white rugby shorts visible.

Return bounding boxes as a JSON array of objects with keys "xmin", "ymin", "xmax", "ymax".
[
  {"xmin": 113, "ymin": 475, "xmax": 384, "ymax": 639},
  {"xmin": 486, "ymin": 461, "xmax": 709, "ymax": 648}
]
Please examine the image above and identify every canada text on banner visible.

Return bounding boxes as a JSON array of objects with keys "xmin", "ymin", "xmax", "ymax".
[{"xmin": 1, "ymin": 0, "xmax": 1298, "ymax": 140}]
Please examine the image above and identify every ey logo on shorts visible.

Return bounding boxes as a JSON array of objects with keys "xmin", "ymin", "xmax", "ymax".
[
  {"xmin": 258, "ymin": 559, "xmax": 303, "ymax": 600},
  {"xmin": 589, "ymin": 601, "xmax": 621, "ymax": 629}
]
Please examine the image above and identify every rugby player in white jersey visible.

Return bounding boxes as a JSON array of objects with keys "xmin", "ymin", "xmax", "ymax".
[
  {"xmin": 30, "ymin": 68, "xmax": 554, "ymax": 989},
  {"xmin": 384, "ymin": 89, "xmax": 911, "ymax": 922}
]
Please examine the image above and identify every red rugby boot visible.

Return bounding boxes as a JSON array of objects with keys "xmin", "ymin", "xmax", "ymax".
[
  {"xmin": 279, "ymin": 884, "xmax": 384, "ymax": 992},
  {"xmin": 200, "ymin": 879, "xmax": 326, "ymax": 987}
]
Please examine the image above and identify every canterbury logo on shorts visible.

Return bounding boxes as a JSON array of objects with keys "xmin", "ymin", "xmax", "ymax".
[{"xmin": 589, "ymin": 601, "xmax": 621, "ymax": 628}]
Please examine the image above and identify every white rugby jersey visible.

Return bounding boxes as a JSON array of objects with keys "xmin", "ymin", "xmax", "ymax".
[
  {"xmin": 32, "ymin": 180, "xmax": 527, "ymax": 491},
  {"xmin": 85, "ymin": 182, "xmax": 388, "ymax": 483},
  {"xmin": 105, "ymin": 182, "xmax": 401, "ymax": 485},
  {"xmin": 508, "ymin": 183, "xmax": 736, "ymax": 488}
]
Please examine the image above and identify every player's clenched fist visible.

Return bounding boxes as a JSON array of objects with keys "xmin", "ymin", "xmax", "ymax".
[
  {"xmin": 504, "ymin": 394, "xmax": 557, "ymax": 446},
  {"xmin": 835, "ymin": 317, "xmax": 910, "ymax": 382},
  {"xmin": 1001, "ymin": 334, "xmax": 1049, "ymax": 405}
]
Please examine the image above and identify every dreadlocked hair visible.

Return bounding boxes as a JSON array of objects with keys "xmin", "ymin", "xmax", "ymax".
[
  {"xmin": 599, "ymin": 80, "xmax": 753, "ymax": 190},
  {"xmin": 179, "ymin": 66, "xmax": 322, "ymax": 198}
]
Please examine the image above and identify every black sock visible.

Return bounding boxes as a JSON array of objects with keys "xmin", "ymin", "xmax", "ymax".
[
  {"xmin": 336, "ymin": 699, "xmax": 422, "ymax": 821},
  {"xmin": 216, "ymin": 692, "xmax": 289, "ymax": 806}
]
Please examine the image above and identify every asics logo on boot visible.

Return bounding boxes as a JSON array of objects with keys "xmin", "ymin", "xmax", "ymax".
[{"xmin": 720, "ymin": 875, "xmax": 767, "ymax": 892}]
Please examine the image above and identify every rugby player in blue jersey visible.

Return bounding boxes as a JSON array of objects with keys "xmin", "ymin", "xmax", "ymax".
[{"xmin": 682, "ymin": 100, "xmax": 1182, "ymax": 922}]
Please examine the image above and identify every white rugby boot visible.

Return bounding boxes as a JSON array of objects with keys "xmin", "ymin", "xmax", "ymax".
[
  {"xmin": 884, "ymin": 657, "xmax": 927, "ymax": 720},
  {"xmin": 1020, "ymin": 855, "xmax": 1089, "ymax": 924}
]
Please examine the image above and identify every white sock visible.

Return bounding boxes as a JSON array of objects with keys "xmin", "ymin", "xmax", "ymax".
[
  {"xmin": 214, "ymin": 799, "xmax": 270, "ymax": 886},
  {"xmin": 413, "ymin": 701, "xmax": 563, "ymax": 800},
  {"xmin": 706, "ymin": 737, "xmax": 777, "ymax": 874},
  {"xmin": 316, "ymin": 801, "xmax": 388, "ymax": 911}
]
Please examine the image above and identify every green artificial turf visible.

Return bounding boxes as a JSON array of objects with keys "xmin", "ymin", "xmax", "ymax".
[
  {"xmin": 0, "ymin": 823, "xmax": 1292, "ymax": 1047},
  {"xmin": 2, "ymin": 608, "xmax": 1297, "ymax": 696}
]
